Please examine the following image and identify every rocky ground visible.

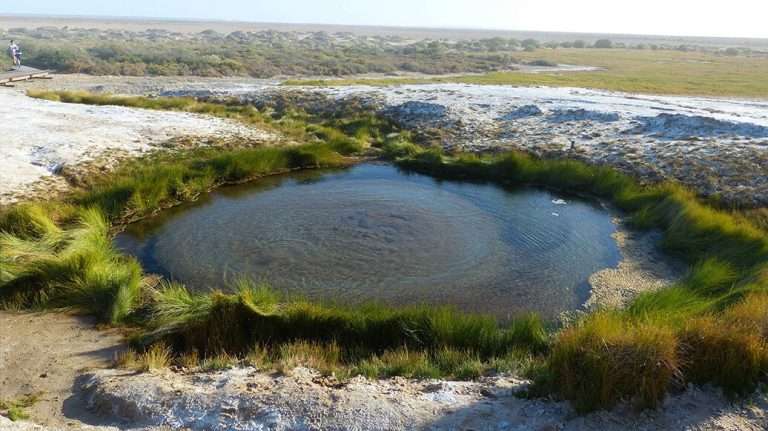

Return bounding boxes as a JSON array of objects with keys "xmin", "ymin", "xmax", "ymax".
[
  {"xmin": 250, "ymin": 84, "xmax": 768, "ymax": 207},
  {"xmin": 3, "ymin": 365, "xmax": 767, "ymax": 430}
]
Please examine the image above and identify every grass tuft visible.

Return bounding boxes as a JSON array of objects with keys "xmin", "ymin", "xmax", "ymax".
[{"xmin": 548, "ymin": 313, "xmax": 679, "ymax": 413}]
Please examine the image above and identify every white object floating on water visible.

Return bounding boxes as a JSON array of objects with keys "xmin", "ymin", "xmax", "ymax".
[
  {"xmin": 552, "ymin": 212, "xmax": 560, "ymax": 217},
  {"xmin": 552, "ymin": 199, "xmax": 567, "ymax": 205}
]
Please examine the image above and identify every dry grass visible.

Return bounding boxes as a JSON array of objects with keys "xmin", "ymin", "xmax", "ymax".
[
  {"xmin": 276, "ymin": 341, "xmax": 342, "ymax": 376},
  {"xmin": 548, "ymin": 313, "xmax": 680, "ymax": 413},
  {"xmin": 287, "ymin": 49, "xmax": 768, "ymax": 98},
  {"xmin": 679, "ymin": 293, "xmax": 768, "ymax": 396},
  {"xmin": 200, "ymin": 352, "xmax": 239, "ymax": 371},
  {"xmin": 679, "ymin": 317, "xmax": 768, "ymax": 396},
  {"xmin": 115, "ymin": 344, "xmax": 173, "ymax": 372},
  {"xmin": 176, "ymin": 350, "xmax": 200, "ymax": 370},
  {"xmin": 356, "ymin": 348, "xmax": 440, "ymax": 379}
]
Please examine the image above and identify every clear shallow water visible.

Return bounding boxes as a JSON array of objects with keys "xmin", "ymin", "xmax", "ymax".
[{"xmin": 115, "ymin": 164, "xmax": 621, "ymax": 319}]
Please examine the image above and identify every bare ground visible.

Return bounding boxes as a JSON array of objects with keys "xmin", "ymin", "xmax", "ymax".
[{"xmin": 0, "ymin": 312, "xmax": 125, "ymax": 428}]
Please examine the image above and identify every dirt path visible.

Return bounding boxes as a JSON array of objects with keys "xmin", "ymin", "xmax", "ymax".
[{"xmin": 0, "ymin": 312, "xmax": 125, "ymax": 428}]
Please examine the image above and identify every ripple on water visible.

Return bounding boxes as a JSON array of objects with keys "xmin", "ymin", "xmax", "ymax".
[{"xmin": 116, "ymin": 164, "xmax": 621, "ymax": 319}]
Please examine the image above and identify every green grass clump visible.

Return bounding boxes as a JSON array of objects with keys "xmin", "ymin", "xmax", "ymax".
[
  {"xmin": 132, "ymin": 279, "xmax": 549, "ymax": 380},
  {"xmin": 0, "ymin": 393, "xmax": 41, "ymax": 422},
  {"xmin": 0, "ymin": 205, "xmax": 142, "ymax": 323},
  {"xmin": 276, "ymin": 341, "xmax": 342, "ymax": 376},
  {"xmin": 77, "ymin": 144, "xmax": 346, "ymax": 221},
  {"xmin": 142, "ymin": 279, "xmax": 548, "ymax": 359},
  {"xmin": 356, "ymin": 348, "xmax": 440, "ymax": 379},
  {"xmin": 548, "ymin": 313, "xmax": 679, "ymax": 413},
  {"xmin": 678, "ymin": 293, "xmax": 768, "ymax": 396},
  {"xmin": 200, "ymin": 352, "xmax": 239, "ymax": 371},
  {"xmin": 138, "ymin": 343, "xmax": 173, "ymax": 371},
  {"xmin": 305, "ymin": 124, "xmax": 367, "ymax": 155},
  {"xmin": 115, "ymin": 344, "xmax": 173, "ymax": 372}
]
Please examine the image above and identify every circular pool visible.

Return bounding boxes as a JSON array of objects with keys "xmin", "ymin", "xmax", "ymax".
[{"xmin": 116, "ymin": 164, "xmax": 620, "ymax": 319}]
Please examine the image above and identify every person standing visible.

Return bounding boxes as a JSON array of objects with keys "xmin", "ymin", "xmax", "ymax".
[{"xmin": 8, "ymin": 40, "xmax": 19, "ymax": 70}]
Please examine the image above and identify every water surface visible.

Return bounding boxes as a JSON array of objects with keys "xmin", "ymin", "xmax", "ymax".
[{"xmin": 116, "ymin": 164, "xmax": 621, "ymax": 319}]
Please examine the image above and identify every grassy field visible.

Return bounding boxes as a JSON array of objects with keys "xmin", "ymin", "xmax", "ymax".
[
  {"xmin": 3, "ymin": 93, "xmax": 768, "ymax": 413},
  {"xmin": 285, "ymin": 49, "xmax": 768, "ymax": 98}
]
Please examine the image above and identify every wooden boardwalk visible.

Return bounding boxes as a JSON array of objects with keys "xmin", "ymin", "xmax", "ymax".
[{"xmin": 0, "ymin": 66, "xmax": 51, "ymax": 86}]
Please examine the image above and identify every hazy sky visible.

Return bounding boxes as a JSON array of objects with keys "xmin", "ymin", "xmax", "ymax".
[{"xmin": 3, "ymin": 0, "xmax": 768, "ymax": 38}]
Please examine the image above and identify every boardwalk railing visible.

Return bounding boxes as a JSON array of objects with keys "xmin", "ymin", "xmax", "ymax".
[{"xmin": 0, "ymin": 66, "xmax": 52, "ymax": 87}]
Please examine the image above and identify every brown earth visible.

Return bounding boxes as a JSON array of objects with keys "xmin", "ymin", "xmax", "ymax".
[{"xmin": 0, "ymin": 312, "xmax": 125, "ymax": 428}]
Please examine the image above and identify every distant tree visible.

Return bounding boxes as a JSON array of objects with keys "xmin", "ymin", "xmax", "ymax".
[
  {"xmin": 572, "ymin": 40, "xmax": 587, "ymax": 48},
  {"xmin": 521, "ymin": 38, "xmax": 539, "ymax": 50},
  {"xmin": 425, "ymin": 40, "xmax": 445, "ymax": 57},
  {"xmin": 594, "ymin": 39, "xmax": 613, "ymax": 49},
  {"xmin": 483, "ymin": 37, "xmax": 507, "ymax": 52},
  {"xmin": 560, "ymin": 41, "xmax": 574, "ymax": 48},
  {"xmin": 724, "ymin": 47, "xmax": 740, "ymax": 56}
]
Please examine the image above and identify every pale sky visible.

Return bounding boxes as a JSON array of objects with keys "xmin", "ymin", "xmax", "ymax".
[{"xmin": 2, "ymin": 0, "xmax": 768, "ymax": 39}]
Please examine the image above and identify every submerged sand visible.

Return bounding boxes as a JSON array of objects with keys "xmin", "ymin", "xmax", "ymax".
[{"xmin": 587, "ymin": 219, "xmax": 684, "ymax": 310}]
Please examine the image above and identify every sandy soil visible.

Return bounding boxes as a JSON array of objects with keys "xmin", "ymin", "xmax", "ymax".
[
  {"xmin": 0, "ymin": 312, "xmax": 125, "ymax": 428},
  {"xmin": 0, "ymin": 87, "xmax": 275, "ymax": 205}
]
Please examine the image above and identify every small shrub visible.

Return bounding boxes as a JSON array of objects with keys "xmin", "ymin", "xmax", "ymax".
[
  {"xmin": 684, "ymin": 259, "xmax": 738, "ymax": 296},
  {"xmin": 594, "ymin": 39, "xmax": 613, "ymax": 49},
  {"xmin": 487, "ymin": 349, "xmax": 538, "ymax": 377}
]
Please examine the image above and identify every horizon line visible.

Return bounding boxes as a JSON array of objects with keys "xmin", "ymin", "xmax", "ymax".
[{"xmin": 1, "ymin": 12, "xmax": 767, "ymax": 41}]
